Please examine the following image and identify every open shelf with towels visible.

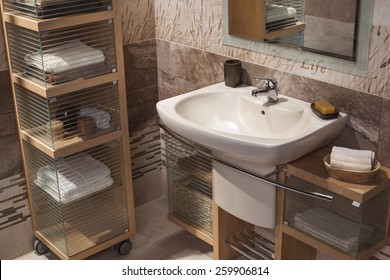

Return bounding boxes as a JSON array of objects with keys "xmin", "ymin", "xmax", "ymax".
[
  {"xmin": 1, "ymin": 0, "xmax": 136, "ymax": 259},
  {"xmin": 5, "ymin": 19, "xmax": 117, "ymax": 88},
  {"xmin": 23, "ymin": 139, "xmax": 130, "ymax": 258},
  {"xmin": 275, "ymin": 146, "xmax": 390, "ymax": 260}
]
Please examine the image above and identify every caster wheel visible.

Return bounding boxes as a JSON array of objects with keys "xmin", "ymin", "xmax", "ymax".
[
  {"xmin": 115, "ymin": 240, "xmax": 132, "ymax": 255},
  {"xmin": 33, "ymin": 239, "xmax": 49, "ymax": 255}
]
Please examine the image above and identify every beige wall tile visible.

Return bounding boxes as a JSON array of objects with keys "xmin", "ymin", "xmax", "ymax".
[{"xmin": 120, "ymin": 0, "xmax": 156, "ymax": 44}]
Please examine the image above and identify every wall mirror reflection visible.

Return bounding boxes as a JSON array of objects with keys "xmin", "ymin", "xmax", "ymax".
[
  {"xmin": 223, "ymin": 0, "xmax": 373, "ymax": 76},
  {"xmin": 228, "ymin": 0, "xmax": 359, "ymax": 60}
]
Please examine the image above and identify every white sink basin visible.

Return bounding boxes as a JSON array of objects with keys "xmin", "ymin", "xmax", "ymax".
[
  {"xmin": 157, "ymin": 82, "xmax": 347, "ymax": 165},
  {"xmin": 157, "ymin": 82, "xmax": 348, "ymax": 228}
]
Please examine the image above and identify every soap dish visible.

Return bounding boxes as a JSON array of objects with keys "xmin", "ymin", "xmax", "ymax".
[
  {"xmin": 323, "ymin": 154, "xmax": 381, "ymax": 183},
  {"xmin": 311, "ymin": 103, "xmax": 339, "ymax": 119}
]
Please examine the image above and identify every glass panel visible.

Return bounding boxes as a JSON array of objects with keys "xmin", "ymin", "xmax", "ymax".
[
  {"xmin": 163, "ymin": 130, "xmax": 213, "ymax": 237},
  {"xmin": 24, "ymin": 139, "xmax": 129, "ymax": 257},
  {"xmin": 6, "ymin": 20, "xmax": 116, "ymax": 87},
  {"xmin": 283, "ymin": 174, "xmax": 389, "ymax": 257},
  {"xmin": 15, "ymin": 82, "xmax": 121, "ymax": 150}
]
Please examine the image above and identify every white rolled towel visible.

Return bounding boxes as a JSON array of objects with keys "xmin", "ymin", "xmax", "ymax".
[
  {"xmin": 330, "ymin": 146, "xmax": 375, "ymax": 171},
  {"xmin": 79, "ymin": 107, "xmax": 111, "ymax": 129}
]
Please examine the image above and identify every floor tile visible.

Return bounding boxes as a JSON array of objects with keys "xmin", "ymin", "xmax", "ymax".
[
  {"xmin": 115, "ymin": 242, "xmax": 171, "ymax": 260},
  {"xmin": 135, "ymin": 198, "xmax": 181, "ymax": 242},
  {"xmin": 155, "ymin": 230, "xmax": 213, "ymax": 260}
]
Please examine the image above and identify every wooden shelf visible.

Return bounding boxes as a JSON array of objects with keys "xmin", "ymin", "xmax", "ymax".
[
  {"xmin": 2, "ymin": 10, "xmax": 114, "ymax": 32},
  {"xmin": 20, "ymin": 129, "xmax": 123, "ymax": 159},
  {"xmin": 12, "ymin": 72, "xmax": 119, "ymax": 99},
  {"xmin": 280, "ymin": 224, "xmax": 389, "ymax": 260},
  {"xmin": 285, "ymin": 146, "xmax": 390, "ymax": 203},
  {"xmin": 264, "ymin": 22, "xmax": 306, "ymax": 40}
]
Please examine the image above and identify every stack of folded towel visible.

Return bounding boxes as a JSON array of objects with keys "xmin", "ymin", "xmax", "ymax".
[
  {"xmin": 330, "ymin": 146, "xmax": 375, "ymax": 171},
  {"xmin": 25, "ymin": 40, "xmax": 105, "ymax": 74},
  {"xmin": 34, "ymin": 153, "xmax": 113, "ymax": 203},
  {"xmin": 266, "ymin": 4, "xmax": 297, "ymax": 23},
  {"xmin": 294, "ymin": 208, "xmax": 374, "ymax": 253},
  {"xmin": 79, "ymin": 107, "xmax": 111, "ymax": 129}
]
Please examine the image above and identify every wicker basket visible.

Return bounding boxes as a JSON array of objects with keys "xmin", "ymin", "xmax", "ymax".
[{"xmin": 173, "ymin": 179, "xmax": 213, "ymax": 234}]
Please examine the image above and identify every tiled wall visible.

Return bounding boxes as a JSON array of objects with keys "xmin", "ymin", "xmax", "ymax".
[
  {"xmin": 0, "ymin": 174, "xmax": 32, "ymax": 260},
  {"xmin": 121, "ymin": 0, "xmax": 162, "ymax": 207}
]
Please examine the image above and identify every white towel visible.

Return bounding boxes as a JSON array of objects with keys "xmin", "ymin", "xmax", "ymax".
[
  {"xmin": 330, "ymin": 146, "xmax": 375, "ymax": 171},
  {"xmin": 266, "ymin": 5, "xmax": 297, "ymax": 23},
  {"xmin": 294, "ymin": 208, "xmax": 374, "ymax": 252},
  {"xmin": 34, "ymin": 153, "xmax": 113, "ymax": 203},
  {"xmin": 25, "ymin": 40, "xmax": 105, "ymax": 74},
  {"xmin": 79, "ymin": 107, "xmax": 111, "ymax": 129}
]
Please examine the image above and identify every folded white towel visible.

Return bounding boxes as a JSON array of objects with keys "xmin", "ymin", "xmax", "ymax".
[
  {"xmin": 79, "ymin": 107, "xmax": 111, "ymax": 129},
  {"xmin": 294, "ymin": 208, "xmax": 374, "ymax": 252},
  {"xmin": 34, "ymin": 153, "xmax": 113, "ymax": 203},
  {"xmin": 330, "ymin": 146, "xmax": 375, "ymax": 171},
  {"xmin": 35, "ymin": 173, "xmax": 113, "ymax": 203},
  {"xmin": 25, "ymin": 40, "xmax": 105, "ymax": 74},
  {"xmin": 266, "ymin": 4, "xmax": 297, "ymax": 23}
]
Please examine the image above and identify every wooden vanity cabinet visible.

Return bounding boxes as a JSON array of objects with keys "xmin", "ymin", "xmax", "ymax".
[
  {"xmin": 163, "ymin": 127, "xmax": 389, "ymax": 260},
  {"xmin": 275, "ymin": 147, "xmax": 390, "ymax": 260},
  {"xmin": 228, "ymin": 0, "xmax": 306, "ymax": 41}
]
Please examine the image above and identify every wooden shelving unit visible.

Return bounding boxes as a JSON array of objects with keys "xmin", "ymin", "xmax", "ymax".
[
  {"xmin": 1, "ymin": 0, "xmax": 136, "ymax": 259},
  {"xmin": 275, "ymin": 146, "xmax": 390, "ymax": 260},
  {"xmin": 228, "ymin": 0, "xmax": 306, "ymax": 42}
]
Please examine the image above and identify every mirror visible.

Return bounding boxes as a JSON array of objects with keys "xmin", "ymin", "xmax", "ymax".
[{"xmin": 222, "ymin": 0, "xmax": 373, "ymax": 76}]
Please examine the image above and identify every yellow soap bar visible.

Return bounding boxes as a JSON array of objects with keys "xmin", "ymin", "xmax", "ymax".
[{"xmin": 314, "ymin": 101, "xmax": 336, "ymax": 115}]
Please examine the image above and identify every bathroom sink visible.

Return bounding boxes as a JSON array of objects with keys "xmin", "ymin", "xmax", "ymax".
[
  {"xmin": 157, "ymin": 82, "xmax": 347, "ymax": 228},
  {"xmin": 157, "ymin": 82, "xmax": 347, "ymax": 165}
]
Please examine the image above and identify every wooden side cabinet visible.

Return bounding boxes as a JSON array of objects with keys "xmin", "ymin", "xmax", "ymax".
[
  {"xmin": 275, "ymin": 147, "xmax": 390, "ymax": 260},
  {"xmin": 1, "ymin": 0, "xmax": 136, "ymax": 259}
]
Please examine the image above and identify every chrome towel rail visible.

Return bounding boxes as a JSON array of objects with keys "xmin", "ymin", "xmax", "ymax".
[
  {"xmin": 225, "ymin": 230, "xmax": 275, "ymax": 260},
  {"xmin": 160, "ymin": 124, "xmax": 333, "ymax": 202}
]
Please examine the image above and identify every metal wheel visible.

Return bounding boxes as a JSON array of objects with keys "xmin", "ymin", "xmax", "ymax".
[
  {"xmin": 115, "ymin": 240, "xmax": 132, "ymax": 255},
  {"xmin": 33, "ymin": 239, "xmax": 49, "ymax": 255}
]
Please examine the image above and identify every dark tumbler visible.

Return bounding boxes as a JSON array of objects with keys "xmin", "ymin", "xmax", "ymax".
[{"xmin": 224, "ymin": 59, "xmax": 242, "ymax": 87}]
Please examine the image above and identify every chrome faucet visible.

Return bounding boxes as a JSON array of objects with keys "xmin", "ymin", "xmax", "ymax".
[{"xmin": 251, "ymin": 77, "xmax": 279, "ymax": 103}]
